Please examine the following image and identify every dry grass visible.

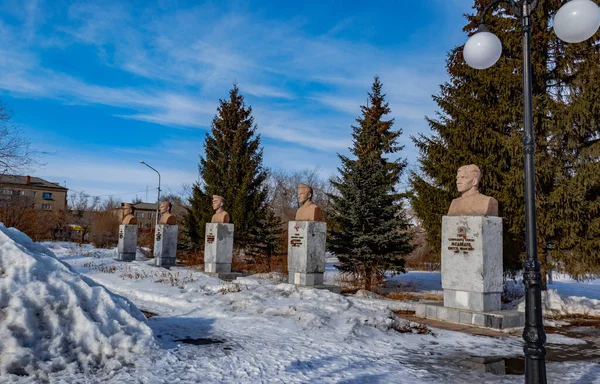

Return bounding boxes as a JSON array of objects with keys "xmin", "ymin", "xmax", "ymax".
[
  {"xmin": 231, "ymin": 249, "xmax": 288, "ymax": 274},
  {"xmin": 179, "ymin": 248, "xmax": 204, "ymax": 266},
  {"xmin": 384, "ymin": 290, "xmax": 443, "ymax": 302}
]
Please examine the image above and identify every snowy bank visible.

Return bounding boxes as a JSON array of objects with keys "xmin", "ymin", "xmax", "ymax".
[
  {"xmin": 518, "ymin": 289, "xmax": 600, "ymax": 318},
  {"xmin": 0, "ymin": 225, "xmax": 156, "ymax": 379}
]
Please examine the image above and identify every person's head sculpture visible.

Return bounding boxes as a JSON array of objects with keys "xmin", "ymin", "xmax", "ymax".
[
  {"xmin": 123, "ymin": 203, "xmax": 134, "ymax": 216},
  {"xmin": 210, "ymin": 195, "xmax": 230, "ymax": 223},
  {"xmin": 121, "ymin": 203, "xmax": 137, "ymax": 224},
  {"xmin": 456, "ymin": 164, "xmax": 481, "ymax": 195},
  {"xmin": 212, "ymin": 195, "xmax": 225, "ymax": 211},
  {"xmin": 160, "ymin": 201, "xmax": 172, "ymax": 214},
  {"xmin": 298, "ymin": 183, "xmax": 313, "ymax": 205},
  {"xmin": 447, "ymin": 164, "xmax": 498, "ymax": 216}
]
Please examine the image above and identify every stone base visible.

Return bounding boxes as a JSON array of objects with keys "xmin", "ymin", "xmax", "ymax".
[
  {"xmin": 205, "ymin": 262, "xmax": 231, "ymax": 273},
  {"xmin": 117, "ymin": 252, "xmax": 136, "ymax": 261},
  {"xmin": 204, "ymin": 223, "xmax": 234, "ymax": 274},
  {"xmin": 117, "ymin": 225, "xmax": 137, "ymax": 262},
  {"xmin": 312, "ymin": 285, "xmax": 341, "ymax": 294},
  {"xmin": 288, "ymin": 221, "xmax": 326, "ymax": 287},
  {"xmin": 204, "ymin": 272, "xmax": 243, "ymax": 281},
  {"xmin": 415, "ymin": 302, "xmax": 524, "ymax": 331},
  {"xmin": 154, "ymin": 224, "xmax": 178, "ymax": 267},
  {"xmin": 444, "ymin": 289, "xmax": 501, "ymax": 312},
  {"xmin": 288, "ymin": 272, "xmax": 324, "ymax": 286},
  {"xmin": 442, "ymin": 216, "xmax": 503, "ymax": 312}
]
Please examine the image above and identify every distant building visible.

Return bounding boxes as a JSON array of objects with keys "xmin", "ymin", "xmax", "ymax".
[{"xmin": 0, "ymin": 175, "xmax": 68, "ymax": 212}]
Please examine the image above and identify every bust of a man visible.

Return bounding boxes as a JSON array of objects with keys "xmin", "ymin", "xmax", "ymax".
[
  {"xmin": 447, "ymin": 164, "xmax": 498, "ymax": 216},
  {"xmin": 295, "ymin": 183, "xmax": 324, "ymax": 221},
  {"xmin": 211, "ymin": 195, "xmax": 230, "ymax": 223},
  {"xmin": 122, "ymin": 203, "xmax": 137, "ymax": 225},
  {"xmin": 158, "ymin": 201, "xmax": 177, "ymax": 225}
]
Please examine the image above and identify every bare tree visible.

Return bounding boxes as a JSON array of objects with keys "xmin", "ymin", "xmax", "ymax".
[
  {"xmin": 0, "ymin": 193, "xmax": 33, "ymax": 228},
  {"xmin": 266, "ymin": 168, "xmax": 332, "ymax": 223},
  {"xmin": 69, "ymin": 191, "xmax": 100, "ymax": 244},
  {"xmin": 101, "ymin": 196, "xmax": 122, "ymax": 211},
  {"xmin": 0, "ymin": 103, "xmax": 41, "ymax": 174},
  {"xmin": 89, "ymin": 196, "xmax": 122, "ymax": 248}
]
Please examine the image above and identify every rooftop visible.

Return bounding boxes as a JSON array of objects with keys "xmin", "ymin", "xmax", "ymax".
[{"xmin": 0, "ymin": 175, "xmax": 68, "ymax": 190}]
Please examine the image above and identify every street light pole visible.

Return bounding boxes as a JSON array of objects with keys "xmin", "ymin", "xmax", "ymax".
[
  {"xmin": 463, "ymin": 1, "xmax": 600, "ymax": 383},
  {"xmin": 140, "ymin": 160, "xmax": 161, "ymax": 230}
]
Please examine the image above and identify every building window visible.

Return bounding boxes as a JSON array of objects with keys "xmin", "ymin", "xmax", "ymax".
[
  {"xmin": 1, "ymin": 188, "xmax": 12, "ymax": 195},
  {"xmin": 18, "ymin": 190, "xmax": 25, "ymax": 196},
  {"xmin": 42, "ymin": 192, "xmax": 53, "ymax": 200},
  {"xmin": 146, "ymin": 223, "xmax": 151, "ymax": 228},
  {"xmin": 41, "ymin": 204, "xmax": 52, "ymax": 211},
  {"xmin": 30, "ymin": 191, "xmax": 36, "ymax": 197},
  {"xmin": 136, "ymin": 212, "xmax": 144, "ymax": 218},
  {"xmin": 148, "ymin": 213, "xmax": 152, "ymax": 219},
  {"xmin": 138, "ymin": 222, "xmax": 144, "ymax": 229}
]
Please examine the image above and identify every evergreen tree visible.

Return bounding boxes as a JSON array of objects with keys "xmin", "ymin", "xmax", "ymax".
[
  {"xmin": 327, "ymin": 76, "xmax": 413, "ymax": 290},
  {"xmin": 246, "ymin": 205, "xmax": 284, "ymax": 270},
  {"xmin": 410, "ymin": 0, "xmax": 599, "ymax": 281},
  {"xmin": 185, "ymin": 85, "xmax": 269, "ymax": 249}
]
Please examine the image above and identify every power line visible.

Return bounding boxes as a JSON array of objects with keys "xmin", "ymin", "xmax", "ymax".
[{"xmin": 67, "ymin": 187, "xmax": 159, "ymax": 199}]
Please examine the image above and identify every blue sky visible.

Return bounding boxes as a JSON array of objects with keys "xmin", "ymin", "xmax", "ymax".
[{"xmin": 0, "ymin": 0, "xmax": 474, "ymax": 202}]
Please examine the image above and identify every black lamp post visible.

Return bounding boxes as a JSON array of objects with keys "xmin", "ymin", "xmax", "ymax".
[{"xmin": 462, "ymin": 0, "xmax": 600, "ymax": 383}]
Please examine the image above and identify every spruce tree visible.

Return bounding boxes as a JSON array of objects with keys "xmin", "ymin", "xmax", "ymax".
[
  {"xmin": 185, "ymin": 85, "xmax": 269, "ymax": 249},
  {"xmin": 410, "ymin": 0, "xmax": 599, "ymax": 281},
  {"xmin": 327, "ymin": 76, "xmax": 413, "ymax": 290}
]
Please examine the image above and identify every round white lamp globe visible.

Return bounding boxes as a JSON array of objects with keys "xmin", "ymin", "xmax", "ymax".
[
  {"xmin": 554, "ymin": 0, "xmax": 600, "ymax": 43},
  {"xmin": 463, "ymin": 31, "xmax": 503, "ymax": 69}
]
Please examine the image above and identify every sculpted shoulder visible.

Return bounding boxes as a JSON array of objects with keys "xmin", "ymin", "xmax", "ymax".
[
  {"xmin": 159, "ymin": 213, "xmax": 177, "ymax": 225},
  {"xmin": 448, "ymin": 194, "xmax": 498, "ymax": 216},
  {"xmin": 295, "ymin": 203, "xmax": 324, "ymax": 221},
  {"xmin": 122, "ymin": 214, "xmax": 137, "ymax": 225},
  {"xmin": 211, "ymin": 211, "xmax": 230, "ymax": 224},
  {"xmin": 448, "ymin": 164, "xmax": 498, "ymax": 216}
]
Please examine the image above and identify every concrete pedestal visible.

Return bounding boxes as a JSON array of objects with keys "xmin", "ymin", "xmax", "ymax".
[
  {"xmin": 204, "ymin": 223, "xmax": 235, "ymax": 276},
  {"xmin": 415, "ymin": 215, "xmax": 523, "ymax": 331},
  {"xmin": 154, "ymin": 224, "xmax": 178, "ymax": 267},
  {"xmin": 441, "ymin": 216, "xmax": 503, "ymax": 312},
  {"xmin": 117, "ymin": 225, "xmax": 137, "ymax": 261},
  {"xmin": 288, "ymin": 221, "xmax": 326, "ymax": 286},
  {"xmin": 415, "ymin": 302, "xmax": 524, "ymax": 331}
]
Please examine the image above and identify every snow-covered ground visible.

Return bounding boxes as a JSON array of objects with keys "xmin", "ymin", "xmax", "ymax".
[{"xmin": 2, "ymin": 235, "xmax": 600, "ymax": 383}]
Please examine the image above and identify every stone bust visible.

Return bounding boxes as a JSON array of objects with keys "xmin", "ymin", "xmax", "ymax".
[
  {"xmin": 211, "ymin": 195, "xmax": 230, "ymax": 223},
  {"xmin": 158, "ymin": 201, "xmax": 177, "ymax": 225},
  {"xmin": 447, "ymin": 164, "xmax": 498, "ymax": 216},
  {"xmin": 121, "ymin": 203, "xmax": 137, "ymax": 225},
  {"xmin": 295, "ymin": 183, "xmax": 324, "ymax": 221}
]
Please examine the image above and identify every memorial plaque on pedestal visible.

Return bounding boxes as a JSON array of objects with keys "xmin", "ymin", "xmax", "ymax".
[
  {"xmin": 441, "ymin": 215, "xmax": 503, "ymax": 312},
  {"xmin": 287, "ymin": 221, "xmax": 326, "ymax": 286},
  {"xmin": 204, "ymin": 223, "xmax": 234, "ymax": 273},
  {"xmin": 117, "ymin": 224, "xmax": 137, "ymax": 261},
  {"xmin": 154, "ymin": 224, "xmax": 178, "ymax": 267}
]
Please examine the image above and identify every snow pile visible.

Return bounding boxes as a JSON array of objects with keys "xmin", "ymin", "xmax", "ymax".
[
  {"xmin": 503, "ymin": 278, "xmax": 525, "ymax": 302},
  {"xmin": 518, "ymin": 289, "xmax": 600, "ymax": 317},
  {"xmin": 207, "ymin": 283, "xmax": 420, "ymax": 337},
  {"xmin": 0, "ymin": 225, "xmax": 156, "ymax": 379}
]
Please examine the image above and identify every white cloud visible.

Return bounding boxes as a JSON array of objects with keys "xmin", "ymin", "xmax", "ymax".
[{"xmin": 0, "ymin": 0, "xmax": 458, "ymax": 188}]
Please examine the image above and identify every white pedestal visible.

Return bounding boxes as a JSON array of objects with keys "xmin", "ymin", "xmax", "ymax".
[
  {"xmin": 117, "ymin": 225, "xmax": 137, "ymax": 261},
  {"xmin": 288, "ymin": 221, "xmax": 326, "ymax": 286},
  {"xmin": 204, "ymin": 223, "xmax": 234, "ymax": 273},
  {"xmin": 441, "ymin": 216, "xmax": 503, "ymax": 312},
  {"xmin": 154, "ymin": 224, "xmax": 178, "ymax": 267}
]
